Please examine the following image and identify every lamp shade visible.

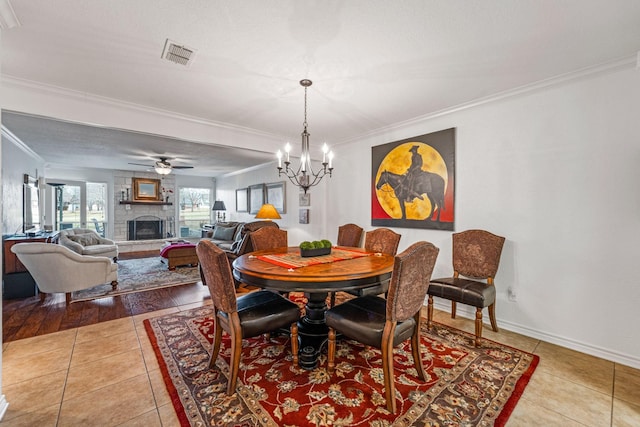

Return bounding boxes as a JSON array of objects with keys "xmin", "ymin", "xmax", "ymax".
[
  {"xmin": 255, "ymin": 203, "xmax": 281, "ymax": 220},
  {"xmin": 212, "ymin": 201, "xmax": 226, "ymax": 211}
]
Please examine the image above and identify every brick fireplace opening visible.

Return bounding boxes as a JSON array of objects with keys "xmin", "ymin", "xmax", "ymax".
[{"xmin": 127, "ymin": 215, "xmax": 165, "ymax": 240}]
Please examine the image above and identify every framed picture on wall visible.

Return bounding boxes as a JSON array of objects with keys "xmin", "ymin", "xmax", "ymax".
[
  {"xmin": 132, "ymin": 177, "xmax": 161, "ymax": 201},
  {"xmin": 371, "ymin": 127, "xmax": 455, "ymax": 230},
  {"xmin": 299, "ymin": 193, "xmax": 310, "ymax": 207},
  {"xmin": 249, "ymin": 184, "xmax": 265, "ymax": 214},
  {"xmin": 265, "ymin": 181, "xmax": 286, "ymax": 214},
  {"xmin": 236, "ymin": 188, "xmax": 248, "ymax": 212},
  {"xmin": 299, "ymin": 208, "xmax": 309, "ymax": 224}
]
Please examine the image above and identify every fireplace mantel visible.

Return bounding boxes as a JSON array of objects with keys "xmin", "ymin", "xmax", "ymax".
[{"xmin": 119, "ymin": 201, "xmax": 173, "ymax": 206}]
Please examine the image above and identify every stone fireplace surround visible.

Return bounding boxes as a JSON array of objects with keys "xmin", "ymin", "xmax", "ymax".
[{"xmin": 113, "ymin": 171, "xmax": 181, "ymax": 252}]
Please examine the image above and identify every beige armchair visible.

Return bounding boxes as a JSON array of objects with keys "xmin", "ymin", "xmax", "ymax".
[
  {"xmin": 10, "ymin": 243, "xmax": 118, "ymax": 305},
  {"xmin": 59, "ymin": 228, "xmax": 118, "ymax": 260}
]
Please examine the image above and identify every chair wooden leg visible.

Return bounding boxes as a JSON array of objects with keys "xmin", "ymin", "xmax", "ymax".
[
  {"xmin": 290, "ymin": 322, "xmax": 299, "ymax": 365},
  {"xmin": 474, "ymin": 307, "xmax": 483, "ymax": 347},
  {"xmin": 381, "ymin": 322, "xmax": 397, "ymax": 414},
  {"xmin": 111, "ymin": 280, "xmax": 118, "ymax": 290},
  {"xmin": 451, "ymin": 301, "xmax": 457, "ymax": 319},
  {"xmin": 227, "ymin": 320, "xmax": 243, "ymax": 395},
  {"xmin": 209, "ymin": 317, "xmax": 223, "ymax": 369},
  {"xmin": 411, "ymin": 313, "xmax": 426, "ymax": 381},
  {"xmin": 488, "ymin": 303, "xmax": 499, "ymax": 332},
  {"xmin": 65, "ymin": 292, "xmax": 71, "ymax": 305},
  {"xmin": 427, "ymin": 295, "xmax": 434, "ymax": 328},
  {"xmin": 327, "ymin": 328, "xmax": 336, "ymax": 373},
  {"xmin": 39, "ymin": 291, "xmax": 46, "ymax": 303}
]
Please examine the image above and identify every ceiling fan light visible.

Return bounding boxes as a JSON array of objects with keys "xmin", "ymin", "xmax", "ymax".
[{"xmin": 155, "ymin": 165, "xmax": 171, "ymax": 175}]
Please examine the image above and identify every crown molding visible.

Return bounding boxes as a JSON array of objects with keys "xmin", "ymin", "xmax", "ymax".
[
  {"xmin": 0, "ymin": 0, "xmax": 20, "ymax": 29},
  {"xmin": 338, "ymin": 54, "xmax": 638, "ymax": 146},
  {"xmin": 1, "ymin": 75, "xmax": 282, "ymax": 141},
  {"xmin": 1, "ymin": 124, "xmax": 44, "ymax": 162},
  {"xmin": 4, "ymin": 53, "xmax": 636, "ymax": 149}
]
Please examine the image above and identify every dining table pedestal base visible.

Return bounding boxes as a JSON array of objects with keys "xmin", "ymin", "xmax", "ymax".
[{"xmin": 297, "ymin": 291, "xmax": 330, "ymax": 370}]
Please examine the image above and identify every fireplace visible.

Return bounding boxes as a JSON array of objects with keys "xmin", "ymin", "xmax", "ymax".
[{"xmin": 127, "ymin": 216, "xmax": 165, "ymax": 240}]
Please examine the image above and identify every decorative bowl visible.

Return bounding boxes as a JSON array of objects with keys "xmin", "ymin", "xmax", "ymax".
[{"xmin": 300, "ymin": 247, "xmax": 331, "ymax": 257}]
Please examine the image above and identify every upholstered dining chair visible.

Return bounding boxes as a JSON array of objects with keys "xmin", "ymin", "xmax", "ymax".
[
  {"xmin": 427, "ymin": 229, "xmax": 505, "ymax": 347},
  {"xmin": 196, "ymin": 240, "xmax": 300, "ymax": 395},
  {"xmin": 249, "ymin": 226, "xmax": 290, "ymax": 298},
  {"xmin": 337, "ymin": 223, "xmax": 364, "ymax": 248},
  {"xmin": 249, "ymin": 226, "xmax": 288, "ymax": 251},
  {"xmin": 345, "ymin": 227, "xmax": 401, "ymax": 298},
  {"xmin": 326, "ymin": 241, "xmax": 439, "ymax": 413},
  {"xmin": 327, "ymin": 223, "xmax": 365, "ymax": 307},
  {"xmin": 364, "ymin": 227, "xmax": 401, "ymax": 255}
]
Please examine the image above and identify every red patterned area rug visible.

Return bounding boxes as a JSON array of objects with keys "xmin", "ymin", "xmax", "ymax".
[{"xmin": 144, "ymin": 306, "xmax": 538, "ymax": 426}]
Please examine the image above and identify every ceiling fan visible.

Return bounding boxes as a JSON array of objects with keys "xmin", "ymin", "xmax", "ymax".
[{"xmin": 128, "ymin": 156, "xmax": 194, "ymax": 175}]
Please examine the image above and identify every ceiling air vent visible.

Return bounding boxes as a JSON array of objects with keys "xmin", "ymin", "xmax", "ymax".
[{"xmin": 161, "ymin": 39, "xmax": 196, "ymax": 66}]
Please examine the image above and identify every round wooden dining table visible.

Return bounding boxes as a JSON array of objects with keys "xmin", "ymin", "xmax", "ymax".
[{"xmin": 232, "ymin": 246, "xmax": 394, "ymax": 369}]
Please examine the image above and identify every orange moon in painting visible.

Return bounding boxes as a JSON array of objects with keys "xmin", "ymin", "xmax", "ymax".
[{"xmin": 374, "ymin": 142, "xmax": 448, "ymax": 220}]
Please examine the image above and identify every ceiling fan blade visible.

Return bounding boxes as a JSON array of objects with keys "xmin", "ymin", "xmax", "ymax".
[
  {"xmin": 171, "ymin": 166, "xmax": 194, "ymax": 169},
  {"xmin": 128, "ymin": 162, "xmax": 154, "ymax": 167}
]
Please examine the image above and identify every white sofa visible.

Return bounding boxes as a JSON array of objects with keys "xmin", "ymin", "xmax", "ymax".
[
  {"xmin": 10, "ymin": 242, "xmax": 118, "ymax": 304},
  {"xmin": 59, "ymin": 228, "xmax": 118, "ymax": 260}
]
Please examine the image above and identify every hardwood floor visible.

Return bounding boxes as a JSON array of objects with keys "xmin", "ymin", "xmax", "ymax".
[{"xmin": 2, "ymin": 250, "xmax": 210, "ymax": 343}]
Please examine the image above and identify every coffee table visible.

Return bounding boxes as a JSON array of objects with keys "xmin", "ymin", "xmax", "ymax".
[{"xmin": 160, "ymin": 241, "xmax": 198, "ymax": 270}]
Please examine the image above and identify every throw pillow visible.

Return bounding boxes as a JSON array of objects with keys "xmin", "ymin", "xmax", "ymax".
[
  {"xmin": 213, "ymin": 226, "xmax": 236, "ymax": 241},
  {"xmin": 67, "ymin": 235, "xmax": 82, "ymax": 244},
  {"xmin": 69, "ymin": 233, "xmax": 99, "ymax": 246}
]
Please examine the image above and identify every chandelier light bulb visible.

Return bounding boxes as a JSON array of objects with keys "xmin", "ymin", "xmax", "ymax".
[{"xmin": 284, "ymin": 143, "xmax": 291, "ymax": 161}]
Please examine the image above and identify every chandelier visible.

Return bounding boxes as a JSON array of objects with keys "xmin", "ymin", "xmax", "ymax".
[{"xmin": 277, "ymin": 79, "xmax": 333, "ymax": 194}]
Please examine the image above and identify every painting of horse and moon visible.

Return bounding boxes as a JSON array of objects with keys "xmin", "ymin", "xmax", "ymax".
[{"xmin": 371, "ymin": 128, "xmax": 455, "ymax": 230}]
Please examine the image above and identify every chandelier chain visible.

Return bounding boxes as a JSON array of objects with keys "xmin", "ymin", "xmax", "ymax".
[{"xmin": 303, "ymin": 85, "xmax": 308, "ymax": 129}]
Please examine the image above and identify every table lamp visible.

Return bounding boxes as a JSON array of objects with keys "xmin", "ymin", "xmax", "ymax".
[
  {"xmin": 212, "ymin": 200, "xmax": 226, "ymax": 222},
  {"xmin": 255, "ymin": 203, "xmax": 281, "ymax": 220}
]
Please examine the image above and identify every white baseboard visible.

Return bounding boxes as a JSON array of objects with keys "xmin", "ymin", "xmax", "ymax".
[
  {"xmin": 0, "ymin": 394, "xmax": 9, "ymax": 421},
  {"xmin": 429, "ymin": 299, "xmax": 640, "ymax": 370}
]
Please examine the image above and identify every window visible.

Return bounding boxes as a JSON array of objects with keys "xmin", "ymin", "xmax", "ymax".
[
  {"xmin": 54, "ymin": 181, "xmax": 108, "ymax": 236},
  {"xmin": 86, "ymin": 182, "xmax": 107, "ymax": 236},
  {"xmin": 178, "ymin": 187, "xmax": 211, "ymax": 237}
]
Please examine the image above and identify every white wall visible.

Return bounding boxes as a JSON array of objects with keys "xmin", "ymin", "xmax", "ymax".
[
  {"xmin": 1, "ymin": 132, "xmax": 44, "ymax": 235},
  {"xmin": 329, "ymin": 65, "xmax": 640, "ymax": 368}
]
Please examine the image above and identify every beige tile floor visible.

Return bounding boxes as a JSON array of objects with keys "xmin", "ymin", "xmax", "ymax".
[{"xmin": 1, "ymin": 303, "xmax": 639, "ymax": 426}]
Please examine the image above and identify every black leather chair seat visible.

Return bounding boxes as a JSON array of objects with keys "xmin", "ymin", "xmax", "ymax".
[
  {"xmin": 325, "ymin": 295, "xmax": 416, "ymax": 348},
  {"xmin": 429, "ymin": 277, "xmax": 496, "ymax": 308},
  {"xmin": 220, "ymin": 290, "xmax": 300, "ymax": 338}
]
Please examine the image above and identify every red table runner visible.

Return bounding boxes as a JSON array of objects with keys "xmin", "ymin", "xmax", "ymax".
[{"xmin": 256, "ymin": 247, "xmax": 370, "ymax": 269}]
